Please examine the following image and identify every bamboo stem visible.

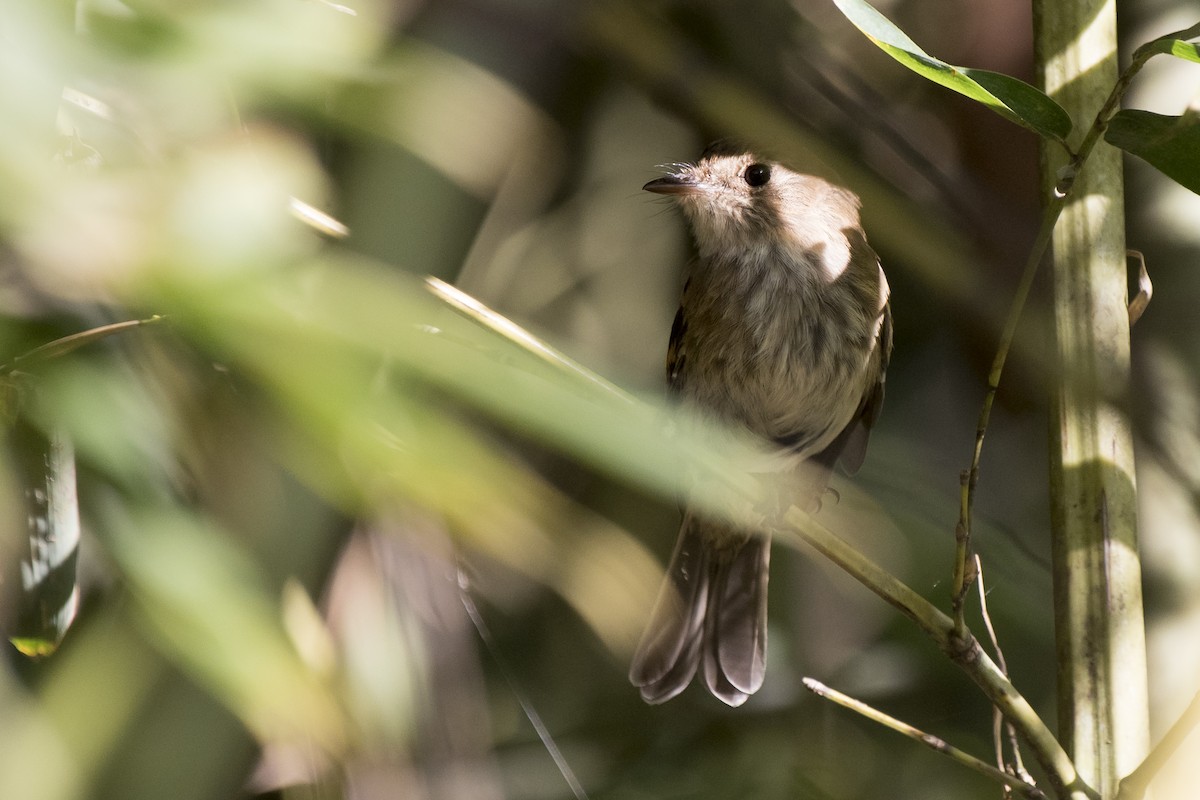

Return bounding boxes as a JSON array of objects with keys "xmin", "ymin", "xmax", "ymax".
[{"xmin": 1034, "ymin": 1, "xmax": 1150, "ymax": 795}]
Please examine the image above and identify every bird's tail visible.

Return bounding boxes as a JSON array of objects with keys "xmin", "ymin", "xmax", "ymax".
[{"xmin": 629, "ymin": 512, "xmax": 769, "ymax": 706}]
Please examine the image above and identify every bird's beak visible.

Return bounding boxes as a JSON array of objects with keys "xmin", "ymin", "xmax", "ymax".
[{"xmin": 643, "ymin": 174, "xmax": 702, "ymax": 195}]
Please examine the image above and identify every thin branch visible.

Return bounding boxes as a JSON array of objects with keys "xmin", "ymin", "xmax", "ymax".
[
  {"xmin": 802, "ymin": 678, "xmax": 1045, "ymax": 800},
  {"xmin": 955, "ymin": 35, "xmax": 1163, "ymax": 666},
  {"xmin": 977, "ymin": 555, "xmax": 1034, "ymax": 788},
  {"xmin": 956, "ymin": 190, "xmax": 1062, "ymax": 634},
  {"xmin": 978, "ymin": 558, "xmax": 1007, "ymax": 781},
  {"xmin": 951, "ymin": 470, "xmax": 978, "ymax": 639},
  {"xmin": 0, "ymin": 316, "xmax": 164, "ymax": 376},
  {"xmin": 1116, "ymin": 690, "xmax": 1200, "ymax": 800},
  {"xmin": 779, "ymin": 506, "xmax": 1093, "ymax": 800},
  {"xmin": 459, "ymin": 569, "xmax": 591, "ymax": 800},
  {"xmin": 289, "ymin": 197, "xmax": 349, "ymax": 238},
  {"xmin": 426, "ymin": 277, "xmax": 638, "ymax": 407}
]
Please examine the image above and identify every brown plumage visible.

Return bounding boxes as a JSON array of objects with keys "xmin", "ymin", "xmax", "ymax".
[{"xmin": 630, "ymin": 143, "xmax": 892, "ymax": 706}]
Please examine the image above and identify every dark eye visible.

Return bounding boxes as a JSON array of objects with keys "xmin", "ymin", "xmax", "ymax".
[{"xmin": 744, "ymin": 163, "xmax": 772, "ymax": 187}]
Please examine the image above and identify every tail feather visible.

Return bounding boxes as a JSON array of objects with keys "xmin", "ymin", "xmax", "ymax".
[
  {"xmin": 708, "ymin": 536, "xmax": 769, "ymax": 697},
  {"xmin": 629, "ymin": 515, "xmax": 710, "ymax": 703},
  {"xmin": 638, "ymin": 630, "xmax": 704, "ymax": 704},
  {"xmin": 631, "ymin": 515, "xmax": 769, "ymax": 706}
]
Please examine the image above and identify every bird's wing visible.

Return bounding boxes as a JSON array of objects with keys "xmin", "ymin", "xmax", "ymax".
[
  {"xmin": 830, "ymin": 297, "xmax": 892, "ymax": 474},
  {"xmin": 666, "ymin": 279, "xmax": 690, "ymax": 393}
]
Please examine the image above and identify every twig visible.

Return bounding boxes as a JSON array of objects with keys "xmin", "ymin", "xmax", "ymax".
[
  {"xmin": 426, "ymin": 277, "xmax": 637, "ymax": 407},
  {"xmin": 951, "ymin": 471, "xmax": 979, "ymax": 640},
  {"xmin": 779, "ymin": 506, "xmax": 1093, "ymax": 800},
  {"xmin": 0, "ymin": 316, "xmax": 164, "ymax": 376},
  {"xmin": 955, "ymin": 192, "xmax": 1061, "ymax": 638},
  {"xmin": 955, "ymin": 32, "xmax": 1166, "ymax": 670},
  {"xmin": 802, "ymin": 678, "xmax": 1045, "ymax": 799},
  {"xmin": 976, "ymin": 555, "xmax": 1034, "ymax": 788},
  {"xmin": 1116, "ymin": 689, "xmax": 1200, "ymax": 800},
  {"xmin": 289, "ymin": 197, "xmax": 349, "ymax": 238},
  {"xmin": 458, "ymin": 569, "xmax": 591, "ymax": 800}
]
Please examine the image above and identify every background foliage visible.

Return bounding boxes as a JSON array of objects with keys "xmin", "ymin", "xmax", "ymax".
[{"xmin": 2, "ymin": 1, "xmax": 1199, "ymax": 798}]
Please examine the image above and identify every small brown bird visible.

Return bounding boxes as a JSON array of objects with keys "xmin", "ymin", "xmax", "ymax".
[{"xmin": 630, "ymin": 142, "xmax": 892, "ymax": 706}]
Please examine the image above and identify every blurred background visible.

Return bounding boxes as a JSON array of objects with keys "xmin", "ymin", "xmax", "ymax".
[{"xmin": 1, "ymin": 1, "xmax": 1199, "ymax": 798}]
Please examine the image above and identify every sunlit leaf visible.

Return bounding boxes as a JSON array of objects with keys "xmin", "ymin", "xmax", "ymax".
[
  {"xmin": 832, "ymin": 0, "xmax": 1072, "ymax": 141},
  {"xmin": 1105, "ymin": 109, "xmax": 1200, "ymax": 195},
  {"xmin": 1133, "ymin": 22, "xmax": 1200, "ymax": 63}
]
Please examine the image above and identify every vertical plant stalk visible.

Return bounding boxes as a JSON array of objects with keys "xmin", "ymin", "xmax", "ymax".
[
  {"xmin": 12, "ymin": 427, "xmax": 81, "ymax": 655},
  {"xmin": 1034, "ymin": 1, "xmax": 1150, "ymax": 796}
]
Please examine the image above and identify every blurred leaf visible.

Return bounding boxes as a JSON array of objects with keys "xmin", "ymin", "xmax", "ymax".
[
  {"xmin": 1133, "ymin": 22, "xmax": 1200, "ymax": 63},
  {"xmin": 1105, "ymin": 109, "xmax": 1200, "ymax": 195},
  {"xmin": 146, "ymin": 258, "xmax": 754, "ymax": 504},
  {"xmin": 28, "ymin": 357, "xmax": 176, "ymax": 491},
  {"xmin": 84, "ymin": 0, "xmax": 389, "ymax": 97},
  {"xmin": 106, "ymin": 507, "xmax": 346, "ymax": 751},
  {"xmin": 832, "ymin": 0, "xmax": 1072, "ymax": 141},
  {"xmin": 328, "ymin": 40, "xmax": 560, "ymax": 200},
  {"xmin": 0, "ymin": 611, "xmax": 158, "ymax": 800},
  {"xmin": 131, "ymin": 267, "xmax": 563, "ymax": 587}
]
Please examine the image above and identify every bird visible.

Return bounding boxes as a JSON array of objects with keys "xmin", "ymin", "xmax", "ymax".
[{"xmin": 629, "ymin": 141, "xmax": 892, "ymax": 706}]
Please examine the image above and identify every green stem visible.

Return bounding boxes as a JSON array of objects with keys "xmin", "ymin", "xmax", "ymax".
[
  {"xmin": 780, "ymin": 507, "xmax": 1091, "ymax": 800},
  {"xmin": 954, "ymin": 7, "xmax": 1159, "ymax": 665},
  {"xmin": 803, "ymin": 677, "xmax": 1045, "ymax": 799}
]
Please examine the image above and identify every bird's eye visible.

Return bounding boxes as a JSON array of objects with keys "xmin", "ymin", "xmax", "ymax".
[{"xmin": 744, "ymin": 163, "xmax": 772, "ymax": 187}]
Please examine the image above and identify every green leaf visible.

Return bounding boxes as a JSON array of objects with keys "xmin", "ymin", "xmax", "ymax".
[
  {"xmin": 1167, "ymin": 40, "xmax": 1200, "ymax": 63},
  {"xmin": 963, "ymin": 69, "xmax": 1073, "ymax": 139},
  {"xmin": 108, "ymin": 508, "xmax": 347, "ymax": 748},
  {"xmin": 1105, "ymin": 109, "xmax": 1200, "ymax": 195},
  {"xmin": 832, "ymin": 0, "xmax": 1072, "ymax": 141},
  {"xmin": 1134, "ymin": 22, "xmax": 1200, "ymax": 63}
]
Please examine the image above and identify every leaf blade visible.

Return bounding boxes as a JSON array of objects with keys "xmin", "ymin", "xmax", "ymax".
[
  {"xmin": 1134, "ymin": 22, "xmax": 1200, "ymax": 63},
  {"xmin": 1105, "ymin": 109, "xmax": 1200, "ymax": 194},
  {"xmin": 832, "ymin": 0, "xmax": 1071, "ymax": 140}
]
